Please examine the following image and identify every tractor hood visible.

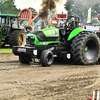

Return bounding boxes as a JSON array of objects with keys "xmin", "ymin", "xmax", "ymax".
[{"xmin": 27, "ymin": 28, "xmax": 60, "ymax": 45}]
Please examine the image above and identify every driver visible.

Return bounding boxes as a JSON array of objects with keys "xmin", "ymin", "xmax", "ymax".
[{"xmin": 66, "ymin": 18, "xmax": 74, "ymax": 31}]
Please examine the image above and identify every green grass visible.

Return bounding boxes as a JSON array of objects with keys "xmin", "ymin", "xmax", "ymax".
[{"xmin": 0, "ymin": 49, "xmax": 12, "ymax": 53}]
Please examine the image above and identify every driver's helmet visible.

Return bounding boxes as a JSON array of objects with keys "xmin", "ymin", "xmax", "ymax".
[
  {"xmin": 66, "ymin": 18, "xmax": 74, "ymax": 26},
  {"xmin": 70, "ymin": 18, "xmax": 74, "ymax": 25}
]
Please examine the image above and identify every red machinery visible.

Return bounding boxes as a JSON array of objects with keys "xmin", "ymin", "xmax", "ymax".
[
  {"xmin": 18, "ymin": 9, "xmax": 67, "ymax": 28},
  {"xmin": 18, "ymin": 8, "xmax": 39, "ymax": 25},
  {"xmin": 51, "ymin": 12, "xmax": 67, "ymax": 27},
  {"xmin": 98, "ymin": 17, "xmax": 100, "ymax": 21}
]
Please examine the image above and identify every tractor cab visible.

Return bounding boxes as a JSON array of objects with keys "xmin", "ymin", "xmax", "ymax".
[
  {"xmin": 66, "ymin": 16, "xmax": 80, "ymax": 30},
  {"xmin": 0, "ymin": 14, "xmax": 19, "ymax": 37},
  {"xmin": 59, "ymin": 16, "xmax": 80, "ymax": 41},
  {"xmin": 0, "ymin": 14, "xmax": 26, "ymax": 47}
]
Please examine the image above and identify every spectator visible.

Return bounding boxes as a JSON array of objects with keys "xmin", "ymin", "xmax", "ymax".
[
  {"xmin": 21, "ymin": 24, "xmax": 25, "ymax": 31},
  {"xmin": 35, "ymin": 25, "xmax": 39, "ymax": 31},
  {"xmin": 26, "ymin": 24, "xmax": 32, "ymax": 33}
]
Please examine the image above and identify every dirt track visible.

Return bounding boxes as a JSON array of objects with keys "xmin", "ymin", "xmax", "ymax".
[{"xmin": 0, "ymin": 53, "xmax": 100, "ymax": 100}]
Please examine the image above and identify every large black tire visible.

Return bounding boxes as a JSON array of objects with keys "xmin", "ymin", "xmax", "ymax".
[
  {"xmin": 40, "ymin": 50, "xmax": 54, "ymax": 67},
  {"xmin": 9, "ymin": 31, "xmax": 16, "ymax": 47},
  {"xmin": 70, "ymin": 32, "xmax": 100, "ymax": 65},
  {"xmin": 9, "ymin": 30, "xmax": 26, "ymax": 47},
  {"xmin": 19, "ymin": 55, "xmax": 32, "ymax": 64}
]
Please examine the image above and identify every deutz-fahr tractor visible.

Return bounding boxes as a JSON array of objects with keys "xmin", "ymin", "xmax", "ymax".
[
  {"xmin": 0, "ymin": 14, "xmax": 26, "ymax": 47},
  {"xmin": 13, "ymin": 16, "xmax": 100, "ymax": 66}
]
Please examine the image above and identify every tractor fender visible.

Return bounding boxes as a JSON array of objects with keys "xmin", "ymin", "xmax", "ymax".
[{"xmin": 67, "ymin": 28, "xmax": 87, "ymax": 41}]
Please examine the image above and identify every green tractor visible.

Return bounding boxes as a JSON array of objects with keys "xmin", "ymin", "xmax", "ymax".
[
  {"xmin": 0, "ymin": 14, "xmax": 26, "ymax": 47},
  {"xmin": 13, "ymin": 16, "xmax": 100, "ymax": 66}
]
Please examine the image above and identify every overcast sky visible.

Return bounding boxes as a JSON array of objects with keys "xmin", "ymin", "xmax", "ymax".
[{"xmin": 14, "ymin": 0, "xmax": 67, "ymax": 13}]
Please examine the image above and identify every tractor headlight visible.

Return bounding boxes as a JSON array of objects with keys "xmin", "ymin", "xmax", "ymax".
[
  {"xmin": 30, "ymin": 36, "xmax": 34, "ymax": 39},
  {"xmin": 26, "ymin": 36, "xmax": 35, "ymax": 45}
]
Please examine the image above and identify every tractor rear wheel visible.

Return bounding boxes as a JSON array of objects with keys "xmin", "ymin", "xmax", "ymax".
[
  {"xmin": 9, "ymin": 30, "xmax": 26, "ymax": 47},
  {"xmin": 9, "ymin": 31, "xmax": 16, "ymax": 47},
  {"xmin": 70, "ymin": 32, "xmax": 100, "ymax": 65}
]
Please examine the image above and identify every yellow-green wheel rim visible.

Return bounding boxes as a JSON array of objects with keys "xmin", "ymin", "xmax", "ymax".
[{"xmin": 18, "ymin": 33, "xmax": 26, "ymax": 46}]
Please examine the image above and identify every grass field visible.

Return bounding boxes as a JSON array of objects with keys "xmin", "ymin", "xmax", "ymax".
[{"xmin": 0, "ymin": 49, "xmax": 12, "ymax": 53}]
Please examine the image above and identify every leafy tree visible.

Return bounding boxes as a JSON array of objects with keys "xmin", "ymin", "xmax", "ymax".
[
  {"xmin": 93, "ymin": 1, "xmax": 100, "ymax": 14},
  {"xmin": 0, "ymin": 0, "xmax": 20, "ymax": 14},
  {"xmin": 28, "ymin": 7, "xmax": 37, "ymax": 13},
  {"xmin": 91, "ymin": 19, "xmax": 100, "ymax": 25},
  {"xmin": 64, "ymin": 0, "xmax": 74, "ymax": 16},
  {"xmin": 64, "ymin": 0, "xmax": 100, "ymax": 24}
]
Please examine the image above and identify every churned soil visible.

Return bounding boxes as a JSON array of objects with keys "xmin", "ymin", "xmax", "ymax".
[{"xmin": 0, "ymin": 53, "xmax": 100, "ymax": 100}]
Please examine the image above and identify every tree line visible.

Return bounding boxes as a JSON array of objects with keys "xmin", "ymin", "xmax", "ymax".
[
  {"xmin": 64, "ymin": 0, "xmax": 100, "ymax": 24},
  {"xmin": 1, "ymin": 0, "xmax": 100, "ymax": 24},
  {"xmin": 0, "ymin": 0, "xmax": 37, "ymax": 14}
]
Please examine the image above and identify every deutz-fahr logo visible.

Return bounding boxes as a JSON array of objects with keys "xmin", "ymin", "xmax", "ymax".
[
  {"xmin": 49, "ymin": 30, "xmax": 59, "ymax": 36},
  {"xmin": 17, "ymin": 48, "xmax": 26, "ymax": 52}
]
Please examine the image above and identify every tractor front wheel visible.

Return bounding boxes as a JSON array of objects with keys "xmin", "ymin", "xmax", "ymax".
[
  {"xmin": 40, "ymin": 50, "xmax": 54, "ymax": 67},
  {"xmin": 70, "ymin": 32, "xmax": 100, "ymax": 65},
  {"xmin": 19, "ymin": 54, "xmax": 32, "ymax": 64}
]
